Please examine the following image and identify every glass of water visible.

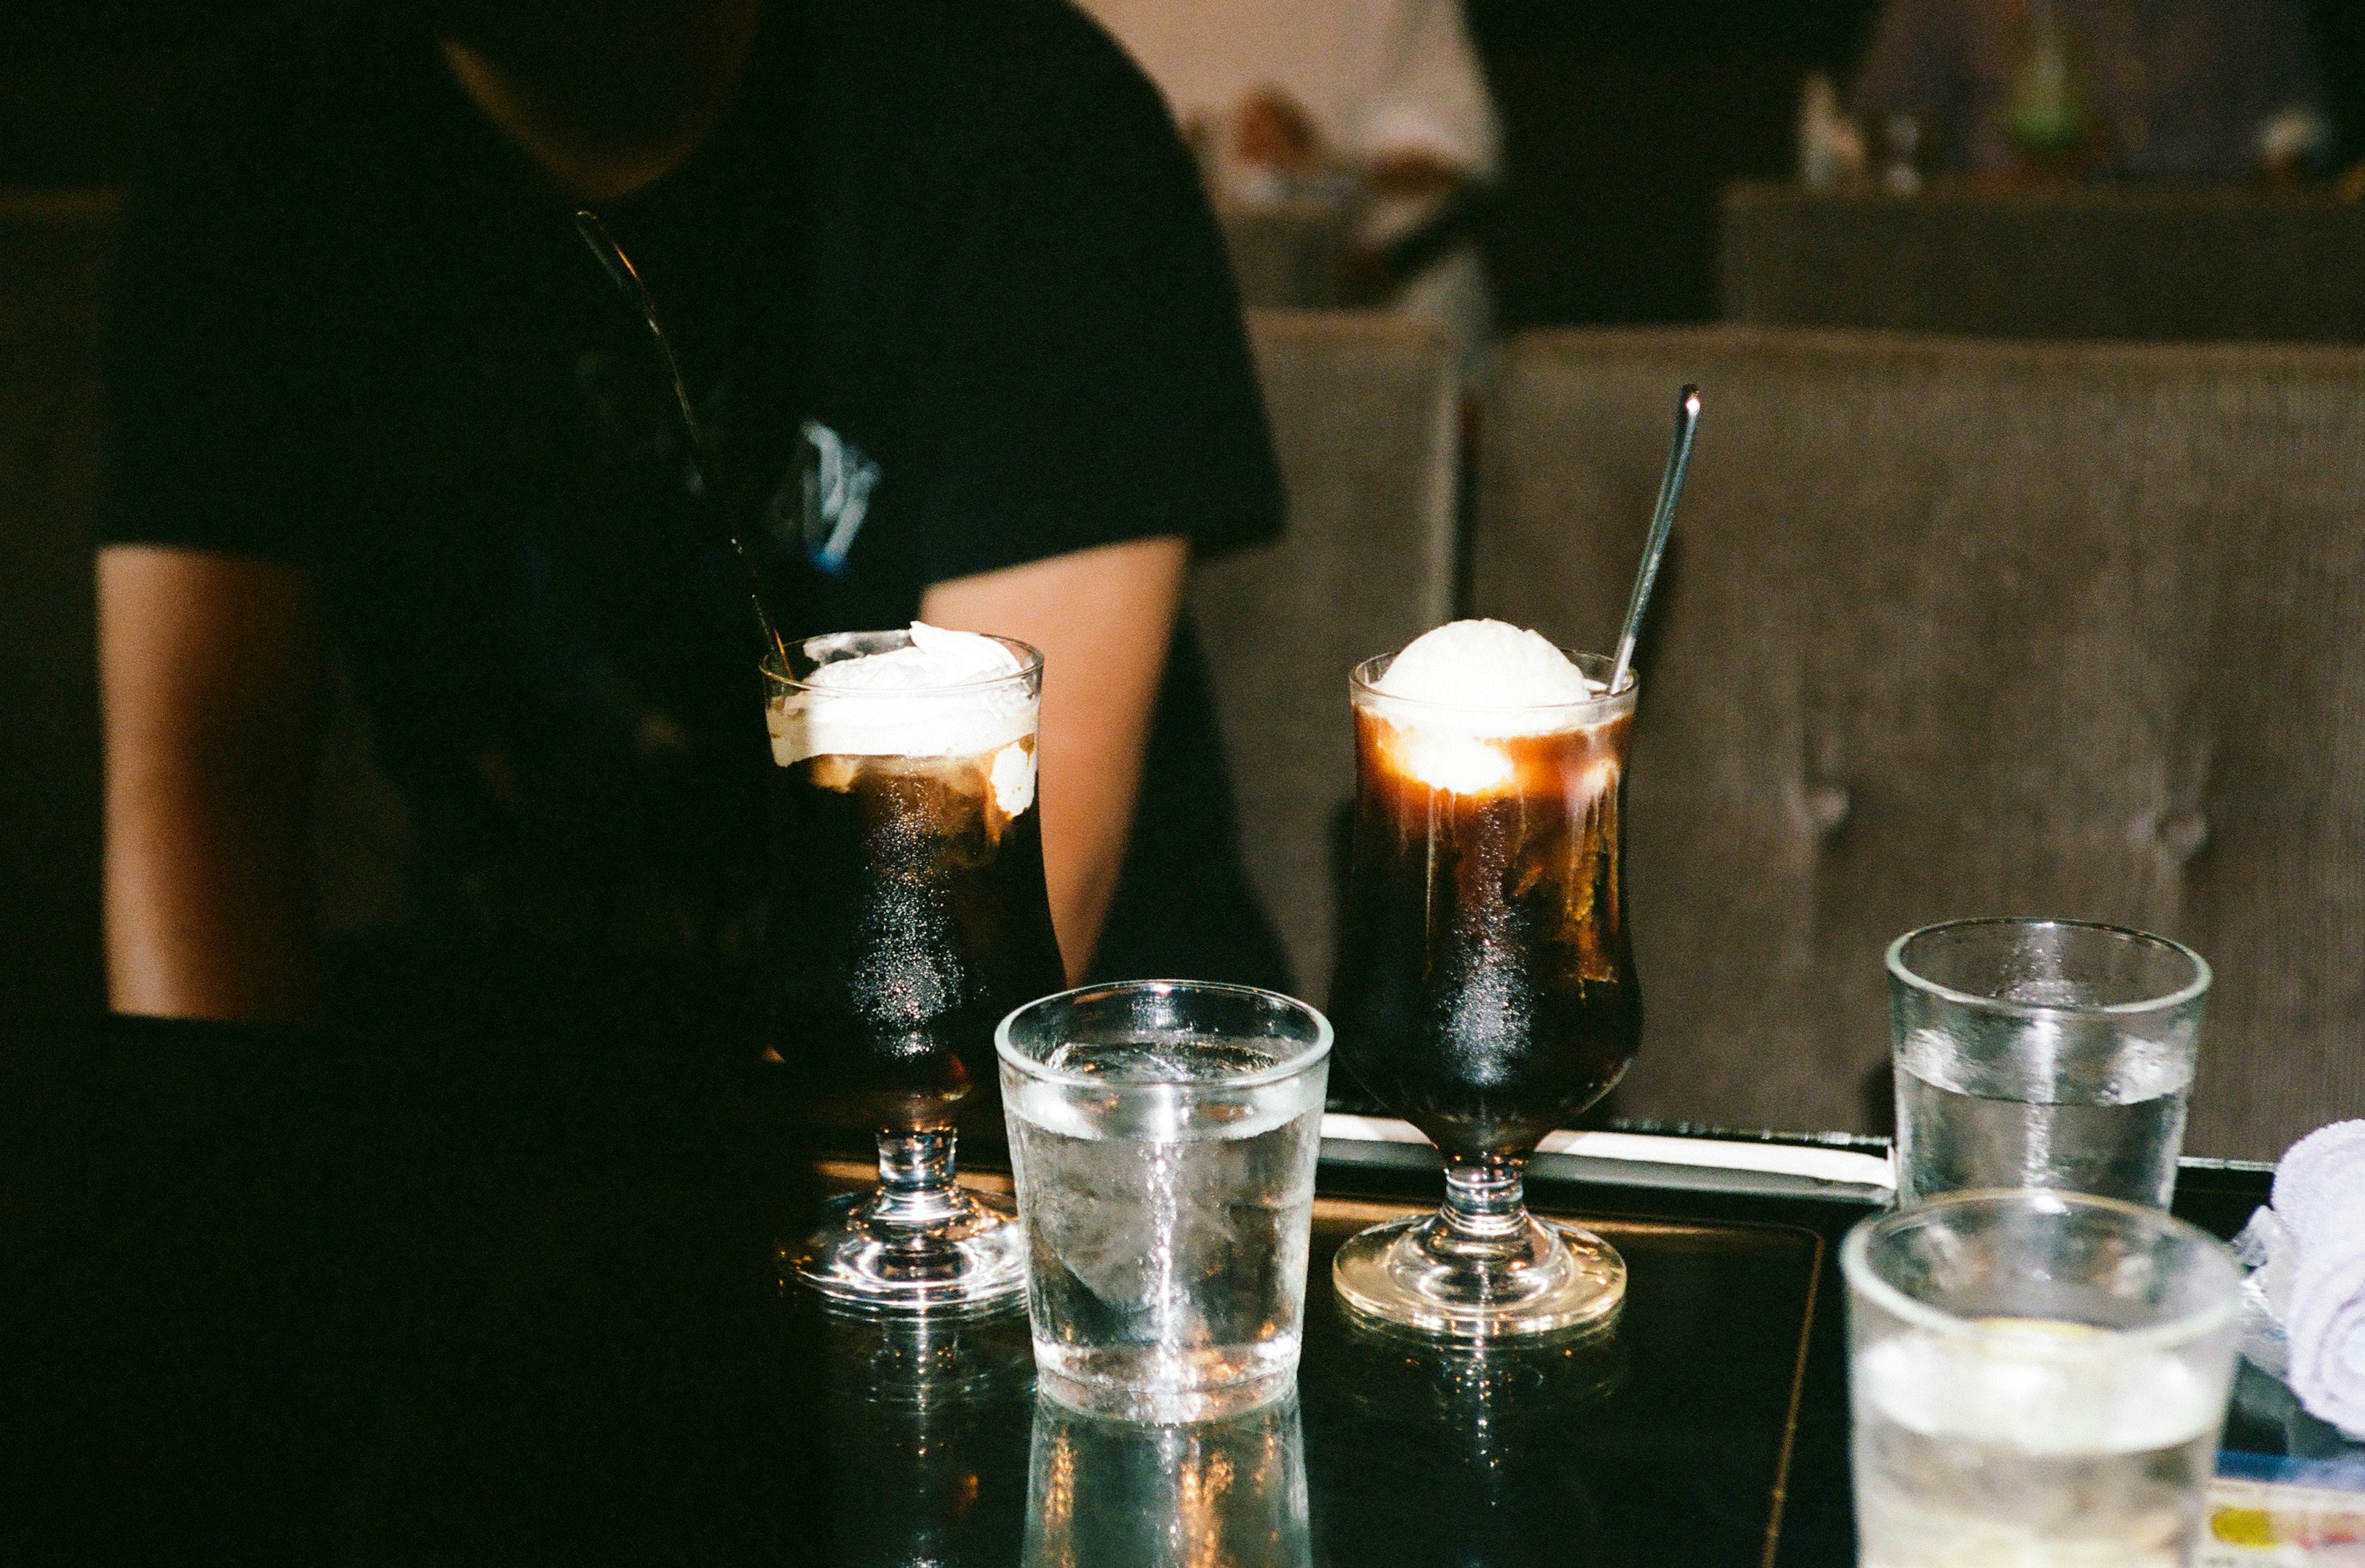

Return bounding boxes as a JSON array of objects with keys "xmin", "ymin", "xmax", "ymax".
[
  {"xmin": 1888, "ymin": 918, "xmax": 2210, "ymax": 1208},
  {"xmin": 997, "ymin": 981, "xmax": 1332, "ymax": 1422},
  {"xmin": 1843, "ymin": 1191, "xmax": 2242, "ymax": 1568}
]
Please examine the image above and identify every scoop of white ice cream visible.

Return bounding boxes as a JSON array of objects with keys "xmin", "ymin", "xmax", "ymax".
[
  {"xmin": 1375, "ymin": 620, "xmax": 1603, "ymax": 712},
  {"xmin": 769, "ymin": 623, "xmax": 1037, "ymax": 785},
  {"xmin": 804, "ymin": 621, "xmax": 1024, "ymax": 693},
  {"xmin": 1365, "ymin": 620, "xmax": 1614, "ymax": 794}
]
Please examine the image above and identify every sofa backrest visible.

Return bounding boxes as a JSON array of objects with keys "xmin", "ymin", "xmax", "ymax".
[
  {"xmin": 1192, "ymin": 308, "xmax": 1460, "ymax": 1001},
  {"xmin": 1720, "ymin": 182, "xmax": 2365, "ymax": 343},
  {"xmin": 1476, "ymin": 324, "xmax": 2365, "ymax": 1160}
]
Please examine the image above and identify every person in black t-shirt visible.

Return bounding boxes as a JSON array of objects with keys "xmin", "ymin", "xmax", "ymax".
[{"xmin": 99, "ymin": 0, "xmax": 1290, "ymax": 1048}]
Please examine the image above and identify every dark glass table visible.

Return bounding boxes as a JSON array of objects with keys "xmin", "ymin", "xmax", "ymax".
[{"xmin": 0, "ymin": 1016, "xmax": 2276, "ymax": 1566}]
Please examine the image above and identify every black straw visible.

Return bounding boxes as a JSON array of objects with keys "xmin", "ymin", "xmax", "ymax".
[
  {"xmin": 1607, "ymin": 385, "xmax": 1700, "ymax": 698},
  {"xmin": 572, "ymin": 208, "xmax": 790, "ymax": 668}
]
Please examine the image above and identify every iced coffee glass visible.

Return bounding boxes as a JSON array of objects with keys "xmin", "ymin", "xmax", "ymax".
[
  {"xmin": 1330, "ymin": 649, "xmax": 1639, "ymax": 1338},
  {"xmin": 766, "ymin": 626, "xmax": 1067, "ymax": 1309}
]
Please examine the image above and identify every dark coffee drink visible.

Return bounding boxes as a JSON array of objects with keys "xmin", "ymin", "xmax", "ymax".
[
  {"xmin": 1332, "ymin": 678, "xmax": 1639, "ymax": 1161},
  {"xmin": 1327, "ymin": 621, "xmax": 1643, "ymax": 1340},
  {"xmin": 770, "ymin": 624, "xmax": 1054, "ymax": 1309},
  {"xmin": 762, "ymin": 627, "xmax": 1063, "ymax": 1132},
  {"xmin": 767, "ymin": 748, "xmax": 1064, "ymax": 1128}
]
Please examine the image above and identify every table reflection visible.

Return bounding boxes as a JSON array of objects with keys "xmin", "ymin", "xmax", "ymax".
[
  {"xmin": 1311, "ymin": 1312, "xmax": 1621, "ymax": 1563},
  {"xmin": 1024, "ymin": 1392, "xmax": 1310, "ymax": 1568},
  {"xmin": 818, "ymin": 1303, "xmax": 1035, "ymax": 1566}
]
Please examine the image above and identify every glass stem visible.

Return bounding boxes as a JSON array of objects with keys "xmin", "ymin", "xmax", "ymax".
[
  {"xmin": 1424, "ymin": 1154, "xmax": 1535, "ymax": 1273},
  {"xmin": 868, "ymin": 1128, "xmax": 966, "ymax": 1238}
]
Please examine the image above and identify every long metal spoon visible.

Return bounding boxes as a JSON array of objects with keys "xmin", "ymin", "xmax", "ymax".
[
  {"xmin": 1606, "ymin": 386, "xmax": 1700, "ymax": 698},
  {"xmin": 572, "ymin": 208, "xmax": 790, "ymax": 668}
]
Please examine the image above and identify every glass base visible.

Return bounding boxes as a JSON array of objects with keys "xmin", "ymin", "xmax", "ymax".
[
  {"xmin": 1332, "ymin": 1211, "xmax": 1626, "ymax": 1340},
  {"xmin": 1035, "ymin": 1362, "xmax": 1296, "ymax": 1425},
  {"xmin": 790, "ymin": 1184, "xmax": 1028, "ymax": 1311}
]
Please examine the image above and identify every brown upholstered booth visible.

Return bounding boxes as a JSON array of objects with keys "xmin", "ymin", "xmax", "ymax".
[
  {"xmin": 1720, "ymin": 180, "xmax": 2365, "ymax": 343},
  {"xmin": 1192, "ymin": 309, "xmax": 1460, "ymax": 1000},
  {"xmin": 1, "ymin": 191, "xmax": 113, "ymax": 1021},
  {"xmin": 1474, "ymin": 325, "xmax": 2365, "ymax": 1160}
]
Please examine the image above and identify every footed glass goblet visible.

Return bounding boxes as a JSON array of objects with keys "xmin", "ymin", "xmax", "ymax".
[
  {"xmin": 766, "ymin": 628, "xmax": 1065, "ymax": 1308},
  {"xmin": 1329, "ymin": 650, "xmax": 1640, "ymax": 1338}
]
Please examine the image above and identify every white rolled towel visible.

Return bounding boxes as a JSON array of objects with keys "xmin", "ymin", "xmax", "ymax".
[{"xmin": 2273, "ymin": 1120, "xmax": 2365, "ymax": 1438}]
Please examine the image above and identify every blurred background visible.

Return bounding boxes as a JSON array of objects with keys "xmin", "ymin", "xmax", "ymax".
[
  {"xmin": 9, "ymin": 0, "xmax": 2356, "ymax": 328},
  {"xmin": 12, "ymin": 0, "xmax": 2365, "ymax": 1156}
]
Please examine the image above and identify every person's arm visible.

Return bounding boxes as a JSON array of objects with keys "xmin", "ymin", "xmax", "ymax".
[
  {"xmin": 99, "ymin": 544, "xmax": 326, "ymax": 1024},
  {"xmin": 887, "ymin": 4, "xmax": 1279, "ymax": 976},
  {"xmin": 1230, "ymin": 88, "xmax": 1325, "ymax": 174},
  {"xmin": 920, "ymin": 536, "xmax": 1189, "ymax": 981}
]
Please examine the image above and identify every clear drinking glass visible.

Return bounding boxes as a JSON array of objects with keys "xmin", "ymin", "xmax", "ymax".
[
  {"xmin": 768, "ymin": 629, "xmax": 1066, "ymax": 1308},
  {"xmin": 1328, "ymin": 650, "xmax": 1639, "ymax": 1338},
  {"xmin": 998, "ymin": 981, "xmax": 1332, "ymax": 1422},
  {"xmin": 1888, "ymin": 918, "xmax": 2210, "ymax": 1208},
  {"xmin": 1843, "ymin": 1190, "xmax": 2242, "ymax": 1568},
  {"xmin": 1022, "ymin": 1394, "xmax": 1310, "ymax": 1568}
]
